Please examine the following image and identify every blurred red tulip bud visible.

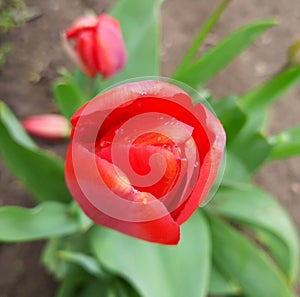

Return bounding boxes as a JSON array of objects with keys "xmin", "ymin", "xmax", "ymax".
[
  {"xmin": 63, "ymin": 13, "xmax": 127, "ymax": 79},
  {"xmin": 22, "ymin": 114, "xmax": 69, "ymax": 140}
]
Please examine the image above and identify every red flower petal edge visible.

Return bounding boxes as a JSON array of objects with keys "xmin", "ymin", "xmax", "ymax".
[{"xmin": 65, "ymin": 80, "xmax": 226, "ymax": 244}]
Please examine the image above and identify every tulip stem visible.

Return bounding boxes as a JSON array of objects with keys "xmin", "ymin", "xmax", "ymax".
[{"xmin": 85, "ymin": 77, "xmax": 97, "ymax": 101}]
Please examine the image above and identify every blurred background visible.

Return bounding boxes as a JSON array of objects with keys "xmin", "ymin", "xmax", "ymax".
[{"xmin": 0, "ymin": 0, "xmax": 299, "ymax": 296}]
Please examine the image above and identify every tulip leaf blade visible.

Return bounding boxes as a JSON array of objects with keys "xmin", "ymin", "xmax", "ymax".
[
  {"xmin": 208, "ymin": 264, "xmax": 241, "ymax": 295},
  {"xmin": 0, "ymin": 101, "xmax": 36, "ymax": 149},
  {"xmin": 221, "ymin": 151, "xmax": 250, "ymax": 185},
  {"xmin": 0, "ymin": 102, "xmax": 72, "ymax": 203},
  {"xmin": 269, "ymin": 125, "xmax": 300, "ymax": 159},
  {"xmin": 207, "ymin": 184, "xmax": 299, "ymax": 283},
  {"xmin": 240, "ymin": 66, "xmax": 300, "ymax": 112},
  {"xmin": 175, "ymin": 0, "xmax": 232, "ymax": 76},
  {"xmin": 42, "ymin": 238, "xmax": 68, "ymax": 279},
  {"xmin": 0, "ymin": 202, "xmax": 79, "ymax": 242},
  {"xmin": 90, "ymin": 212, "xmax": 211, "ymax": 297},
  {"xmin": 228, "ymin": 110, "xmax": 272, "ymax": 173},
  {"xmin": 174, "ymin": 19, "xmax": 276, "ymax": 88},
  {"xmin": 58, "ymin": 251, "xmax": 103, "ymax": 278},
  {"xmin": 213, "ymin": 96, "xmax": 247, "ymax": 144},
  {"xmin": 206, "ymin": 213, "xmax": 297, "ymax": 297},
  {"xmin": 53, "ymin": 81, "xmax": 84, "ymax": 119}
]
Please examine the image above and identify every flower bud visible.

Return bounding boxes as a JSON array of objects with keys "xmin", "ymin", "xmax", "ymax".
[
  {"xmin": 63, "ymin": 13, "xmax": 127, "ymax": 79},
  {"xmin": 22, "ymin": 114, "xmax": 69, "ymax": 140}
]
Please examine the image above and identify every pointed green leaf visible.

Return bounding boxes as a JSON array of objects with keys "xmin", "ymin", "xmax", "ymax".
[
  {"xmin": 207, "ymin": 213, "xmax": 297, "ymax": 297},
  {"xmin": 59, "ymin": 251, "xmax": 103, "ymax": 278},
  {"xmin": 42, "ymin": 238, "xmax": 68, "ymax": 279},
  {"xmin": 0, "ymin": 202, "xmax": 79, "ymax": 242},
  {"xmin": 221, "ymin": 152, "xmax": 250, "ymax": 185},
  {"xmin": 213, "ymin": 96, "xmax": 247, "ymax": 144},
  {"xmin": 269, "ymin": 125, "xmax": 300, "ymax": 159},
  {"xmin": 0, "ymin": 101, "xmax": 36, "ymax": 149},
  {"xmin": 0, "ymin": 102, "xmax": 71, "ymax": 203},
  {"xmin": 208, "ymin": 264, "xmax": 241, "ymax": 296},
  {"xmin": 229, "ymin": 132, "xmax": 272, "ymax": 173},
  {"xmin": 174, "ymin": 0, "xmax": 232, "ymax": 76},
  {"xmin": 90, "ymin": 212, "xmax": 211, "ymax": 297},
  {"xmin": 77, "ymin": 279, "xmax": 113, "ymax": 297},
  {"xmin": 228, "ymin": 110, "xmax": 272, "ymax": 173},
  {"xmin": 174, "ymin": 20, "xmax": 276, "ymax": 88},
  {"xmin": 53, "ymin": 82, "xmax": 84, "ymax": 119},
  {"xmin": 240, "ymin": 66, "xmax": 300, "ymax": 112},
  {"xmin": 55, "ymin": 279, "xmax": 78, "ymax": 297},
  {"xmin": 207, "ymin": 184, "xmax": 299, "ymax": 282}
]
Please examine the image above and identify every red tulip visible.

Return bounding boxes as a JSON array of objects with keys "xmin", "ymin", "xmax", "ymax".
[
  {"xmin": 22, "ymin": 114, "xmax": 69, "ymax": 140},
  {"xmin": 65, "ymin": 80, "xmax": 226, "ymax": 244},
  {"xmin": 63, "ymin": 14, "xmax": 127, "ymax": 79}
]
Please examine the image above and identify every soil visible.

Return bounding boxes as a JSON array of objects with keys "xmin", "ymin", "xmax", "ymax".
[{"xmin": 0, "ymin": 0, "xmax": 299, "ymax": 296}]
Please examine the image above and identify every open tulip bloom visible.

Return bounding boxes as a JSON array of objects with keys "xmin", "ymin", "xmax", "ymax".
[
  {"xmin": 1, "ymin": 1, "xmax": 300, "ymax": 296},
  {"xmin": 65, "ymin": 80, "xmax": 226, "ymax": 244}
]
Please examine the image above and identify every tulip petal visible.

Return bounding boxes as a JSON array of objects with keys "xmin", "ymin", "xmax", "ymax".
[
  {"xmin": 174, "ymin": 104, "xmax": 226, "ymax": 225},
  {"xmin": 75, "ymin": 31, "xmax": 98, "ymax": 78},
  {"xmin": 61, "ymin": 33, "xmax": 95, "ymax": 78},
  {"xmin": 66, "ymin": 80, "xmax": 225, "ymax": 244},
  {"xmin": 65, "ymin": 143, "xmax": 180, "ymax": 244},
  {"xmin": 65, "ymin": 15, "xmax": 98, "ymax": 39},
  {"xmin": 95, "ymin": 14, "xmax": 127, "ymax": 79}
]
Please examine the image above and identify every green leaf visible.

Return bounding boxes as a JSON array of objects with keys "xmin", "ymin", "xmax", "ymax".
[
  {"xmin": 174, "ymin": 0, "xmax": 232, "ymax": 76},
  {"xmin": 73, "ymin": 68, "xmax": 94, "ymax": 99},
  {"xmin": 42, "ymin": 238, "xmax": 68, "ymax": 279},
  {"xmin": 207, "ymin": 184, "xmax": 299, "ymax": 282},
  {"xmin": 0, "ymin": 101, "xmax": 36, "ymax": 149},
  {"xmin": 207, "ymin": 213, "xmax": 297, "ymax": 297},
  {"xmin": 98, "ymin": 0, "xmax": 161, "ymax": 91},
  {"xmin": 112, "ymin": 278, "xmax": 142, "ymax": 297},
  {"xmin": 90, "ymin": 212, "xmax": 211, "ymax": 297},
  {"xmin": 229, "ymin": 132, "xmax": 272, "ymax": 173},
  {"xmin": 269, "ymin": 125, "xmax": 300, "ymax": 159},
  {"xmin": 77, "ymin": 279, "xmax": 113, "ymax": 297},
  {"xmin": 174, "ymin": 19, "xmax": 276, "ymax": 88},
  {"xmin": 53, "ymin": 82, "xmax": 84, "ymax": 119},
  {"xmin": 0, "ymin": 102, "xmax": 71, "ymax": 203},
  {"xmin": 55, "ymin": 278, "xmax": 78, "ymax": 297},
  {"xmin": 221, "ymin": 151, "xmax": 250, "ymax": 185},
  {"xmin": 0, "ymin": 202, "xmax": 79, "ymax": 242},
  {"xmin": 213, "ymin": 96, "xmax": 247, "ymax": 144},
  {"xmin": 228, "ymin": 111, "xmax": 272, "ymax": 173},
  {"xmin": 240, "ymin": 66, "xmax": 300, "ymax": 112},
  {"xmin": 208, "ymin": 264, "xmax": 241, "ymax": 296},
  {"xmin": 59, "ymin": 251, "xmax": 103, "ymax": 278}
]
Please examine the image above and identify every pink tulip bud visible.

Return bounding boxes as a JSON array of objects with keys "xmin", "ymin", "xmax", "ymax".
[
  {"xmin": 63, "ymin": 13, "xmax": 127, "ymax": 79},
  {"xmin": 22, "ymin": 114, "xmax": 69, "ymax": 140}
]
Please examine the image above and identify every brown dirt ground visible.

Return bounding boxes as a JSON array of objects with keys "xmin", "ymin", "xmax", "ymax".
[{"xmin": 0, "ymin": 0, "xmax": 299, "ymax": 296}]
